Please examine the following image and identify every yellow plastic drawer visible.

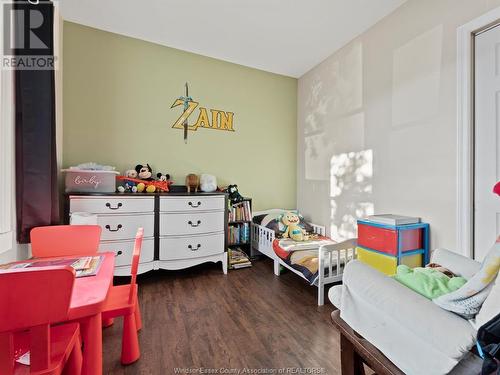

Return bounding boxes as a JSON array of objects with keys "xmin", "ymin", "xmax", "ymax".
[{"xmin": 356, "ymin": 247, "xmax": 423, "ymax": 276}]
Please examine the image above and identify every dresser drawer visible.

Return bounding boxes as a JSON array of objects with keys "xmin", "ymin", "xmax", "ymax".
[
  {"xmin": 97, "ymin": 213, "xmax": 154, "ymax": 241},
  {"xmin": 69, "ymin": 196, "xmax": 154, "ymax": 214},
  {"xmin": 160, "ymin": 196, "xmax": 225, "ymax": 213},
  {"xmin": 99, "ymin": 238, "xmax": 154, "ymax": 267},
  {"xmin": 160, "ymin": 212, "xmax": 224, "ymax": 236},
  {"xmin": 160, "ymin": 233, "xmax": 224, "ymax": 261}
]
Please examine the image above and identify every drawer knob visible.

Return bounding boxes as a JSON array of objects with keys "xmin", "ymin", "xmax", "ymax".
[
  {"xmin": 116, "ymin": 250, "xmax": 123, "ymax": 256},
  {"xmin": 105, "ymin": 224, "xmax": 123, "ymax": 232},
  {"xmin": 188, "ymin": 201, "xmax": 202, "ymax": 208},
  {"xmin": 188, "ymin": 220, "xmax": 201, "ymax": 227},
  {"xmin": 188, "ymin": 244, "xmax": 201, "ymax": 251},
  {"xmin": 105, "ymin": 202, "xmax": 123, "ymax": 210}
]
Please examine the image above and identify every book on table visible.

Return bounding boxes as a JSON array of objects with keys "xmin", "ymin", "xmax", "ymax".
[
  {"xmin": 366, "ymin": 214, "xmax": 421, "ymax": 226},
  {"xmin": 0, "ymin": 255, "xmax": 104, "ymax": 278}
]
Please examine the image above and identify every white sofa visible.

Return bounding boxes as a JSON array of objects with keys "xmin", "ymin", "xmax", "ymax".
[{"xmin": 329, "ymin": 248, "xmax": 500, "ymax": 375}]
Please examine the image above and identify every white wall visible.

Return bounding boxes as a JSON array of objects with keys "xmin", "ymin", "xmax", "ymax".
[{"xmin": 297, "ymin": 0, "xmax": 500, "ymax": 252}]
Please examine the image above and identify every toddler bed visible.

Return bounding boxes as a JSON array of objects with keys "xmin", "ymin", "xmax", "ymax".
[{"xmin": 251, "ymin": 209, "xmax": 357, "ymax": 305}]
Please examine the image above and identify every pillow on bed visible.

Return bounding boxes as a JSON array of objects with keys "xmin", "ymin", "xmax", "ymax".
[{"xmin": 252, "ymin": 210, "xmax": 314, "ymax": 236}]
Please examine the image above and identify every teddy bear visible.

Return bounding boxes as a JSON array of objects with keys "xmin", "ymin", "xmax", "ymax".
[
  {"xmin": 226, "ymin": 184, "xmax": 243, "ymax": 204},
  {"xmin": 280, "ymin": 211, "xmax": 309, "ymax": 242},
  {"xmin": 185, "ymin": 174, "xmax": 200, "ymax": 193}
]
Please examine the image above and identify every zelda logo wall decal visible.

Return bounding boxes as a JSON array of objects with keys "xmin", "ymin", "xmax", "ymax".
[{"xmin": 171, "ymin": 83, "xmax": 234, "ymax": 144}]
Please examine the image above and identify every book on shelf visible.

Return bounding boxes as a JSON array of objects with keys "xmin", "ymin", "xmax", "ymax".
[
  {"xmin": 365, "ymin": 214, "xmax": 421, "ymax": 226},
  {"xmin": 228, "ymin": 247, "xmax": 252, "ymax": 269},
  {"xmin": 228, "ymin": 222, "xmax": 250, "ymax": 245},
  {"xmin": 229, "ymin": 200, "xmax": 252, "ymax": 222}
]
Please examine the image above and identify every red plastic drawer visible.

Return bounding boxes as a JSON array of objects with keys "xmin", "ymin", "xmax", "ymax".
[{"xmin": 357, "ymin": 223, "xmax": 422, "ymax": 256}]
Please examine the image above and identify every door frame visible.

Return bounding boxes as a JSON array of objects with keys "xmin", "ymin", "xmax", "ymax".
[{"xmin": 457, "ymin": 7, "xmax": 500, "ymax": 258}]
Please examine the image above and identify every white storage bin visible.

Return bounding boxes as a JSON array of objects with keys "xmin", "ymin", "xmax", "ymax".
[{"xmin": 62, "ymin": 169, "xmax": 119, "ymax": 193}]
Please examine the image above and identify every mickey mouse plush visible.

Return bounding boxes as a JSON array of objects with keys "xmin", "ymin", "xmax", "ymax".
[
  {"xmin": 157, "ymin": 172, "xmax": 171, "ymax": 182},
  {"xmin": 135, "ymin": 164, "xmax": 154, "ymax": 181}
]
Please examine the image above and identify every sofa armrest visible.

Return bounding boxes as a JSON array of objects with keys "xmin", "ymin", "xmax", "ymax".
[
  {"xmin": 339, "ymin": 260, "xmax": 477, "ymax": 375},
  {"xmin": 431, "ymin": 248, "xmax": 480, "ymax": 279}
]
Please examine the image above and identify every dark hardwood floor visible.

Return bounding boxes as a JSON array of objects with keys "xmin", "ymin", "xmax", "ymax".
[{"xmin": 102, "ymin": 258, "xmax": 343, "ymax": 375}]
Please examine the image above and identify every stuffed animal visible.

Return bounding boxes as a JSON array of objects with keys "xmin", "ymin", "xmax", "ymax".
[
  {"xmin": 226, "ymin": 184, "xmax": 243, "ymax": 204},
  {"xmin": 281, "ymin": 211, "xmax": 308, "ymax": 242},
  {"xmin": 136, "ymin": 182, "xmax": 146, "ymax": 193},
  {"xmin": 125, "ymin": 169, "xmax": 138, "ymax": 179},
  {"xmin": 186, "ymin": 174, "xmax": 200, "ymax": 193},
  {"xmin": 135, "ymin": 164, "xmax": 156, "ymax": 192},
  {"xmin": 200, "ymin": 174, "xmax": 217, "ymax": 192},
  {"xmin": 157, "ymin": 172, "xmax": 171, "ymax": 182},
  {"xmin": 135, "ymin": 164, "xmax": 154, "ymax": 181},
  {"xmin": 123, "ymin": 169, "xmax": 138, "ymax": 192},
  {"xmin": 135, "ymin": 182, "xmax": 156, "ymax": 193}
]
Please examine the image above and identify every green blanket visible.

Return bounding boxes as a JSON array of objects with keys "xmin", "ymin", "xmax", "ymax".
[{"xmin": 392, "ymin": 265, "xmax": 467, "ymax": 300}]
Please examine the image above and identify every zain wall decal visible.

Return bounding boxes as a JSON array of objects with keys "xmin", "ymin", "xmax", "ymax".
[{"xmin": 171, "ymin": 83, "xmax": 235, "ymax": 143}]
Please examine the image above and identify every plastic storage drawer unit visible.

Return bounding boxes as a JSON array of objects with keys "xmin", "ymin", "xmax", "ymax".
[
  {"xmin": 356, "ymin": 219, "xmax": 430, "ymax": 275},
  {"xmin": 356, "ymin": 247, "xmax": 423, "ymax": 276}
]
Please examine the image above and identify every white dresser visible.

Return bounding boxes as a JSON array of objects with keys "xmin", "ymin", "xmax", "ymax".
[{"xmin": 66, "ymin": 193, "xmax": 228, "ymax": 276}]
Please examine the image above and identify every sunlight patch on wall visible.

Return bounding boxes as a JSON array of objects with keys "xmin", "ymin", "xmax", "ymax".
[
  {"xmin": 303, "ymin": 42, "xmax": 363, "ymax": 181},
  {"xmin": 305, "ymin": 112, "xmax": 365, "ymax": 181},
  {"xmin": 392, "ymin": 25, "xmax": 443, "ymax": 126},
  {"xmin": 329, "ymin": 41, "xmax": 363, "ymax": 117},
  {"xmin": 330, "ymin": 149, "xmax": 374, "ymax": 240}
]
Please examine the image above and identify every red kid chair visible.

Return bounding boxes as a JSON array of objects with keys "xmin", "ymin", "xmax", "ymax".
[
  {"xmin": 102, "ymin": 228, "xmax": 143, "ymax": 365},
  {"xmin": 0, "ymin": 266, "xmax": 83, "ymax": 375},
  {"xmin": 30, "ymin": 225, "xmax": 101, "ymax": 258}
]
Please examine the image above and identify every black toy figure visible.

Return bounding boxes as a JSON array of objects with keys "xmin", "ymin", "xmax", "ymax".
[{"xmin": 226, "ymin": 184, "xmax": 244, "ymax": 204}]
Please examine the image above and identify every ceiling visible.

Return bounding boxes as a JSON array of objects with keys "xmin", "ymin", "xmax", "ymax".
[{"xmin": 60, "ymin": 0, "xmax": 406, "ymax": 78}]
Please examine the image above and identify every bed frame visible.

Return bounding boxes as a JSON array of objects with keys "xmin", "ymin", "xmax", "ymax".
[{"xmin": 251, "ymin": 210, "xmax": 357, "ymax": 305}]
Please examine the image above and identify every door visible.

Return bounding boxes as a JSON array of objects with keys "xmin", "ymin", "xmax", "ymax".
[{"xmin": 474, "ymin": 24, "xmax": 500, "ymax": 261}]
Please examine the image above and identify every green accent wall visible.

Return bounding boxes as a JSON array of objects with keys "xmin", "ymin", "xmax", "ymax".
[{"xmin": 63, "ymin": 22, "xmax": 297, "ymax": 210}]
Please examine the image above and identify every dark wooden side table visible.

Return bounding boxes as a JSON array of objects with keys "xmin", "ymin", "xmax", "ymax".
[{"xmin": 331, "ymin": 310, "xmax": 405, "ymax": 375}]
